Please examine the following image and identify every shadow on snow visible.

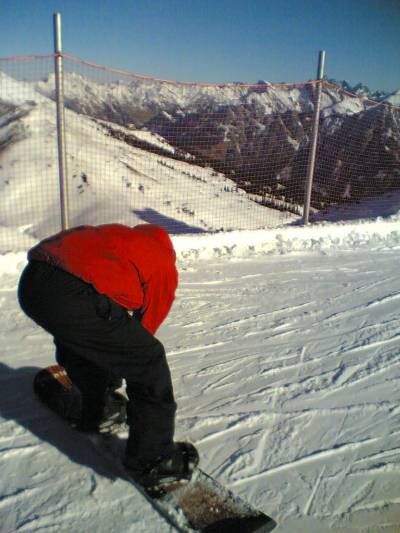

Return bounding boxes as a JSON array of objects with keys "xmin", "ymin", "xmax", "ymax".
[
  {"xmin": 132, "ymin": 208, "xmax": 208, "ymax": 234},
  {"xmin": 0, "ymin": 361, "xmax": 121, "ymax": 481}
]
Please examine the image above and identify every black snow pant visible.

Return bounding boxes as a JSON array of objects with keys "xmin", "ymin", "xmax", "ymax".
[{"xmin": 18, "ymin": 260, "xmax": 177, "ymax": 464}]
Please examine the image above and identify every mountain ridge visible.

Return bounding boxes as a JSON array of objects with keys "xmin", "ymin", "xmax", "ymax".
[
  {"xmin": 323, "ymin": 77, "xmax": 398, "ymax": 101},
  {"xmin": 1, "ymin": 67, "xmax": 399, "ymax": 240},
  {"xmin": 34, "ymin": 71, "xmax": 398, "ymax": 213}
]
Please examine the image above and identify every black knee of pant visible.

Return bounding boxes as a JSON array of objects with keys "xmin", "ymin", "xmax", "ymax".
[{"xmin": 126, "ymin": 341, "xmax": 175, "ymax": 403}]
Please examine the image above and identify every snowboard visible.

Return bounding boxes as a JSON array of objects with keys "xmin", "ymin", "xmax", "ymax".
[{"xmin": 33, "ymin": 365, "xmax": 277, "ymax": 533}]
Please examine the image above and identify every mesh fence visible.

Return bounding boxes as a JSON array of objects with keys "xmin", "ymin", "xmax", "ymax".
[
  {"xmin": 52, "ymin": 55, "xmax": 309, "ymax": 233},
  {"xmin": 311, "ymin": 82, "xmax": 400, "ymax": 222},
  {"xmin": 0, "ymin": 56, "xmax": 61, "ymax": 251},
  {"xmin": 0, "ymin": 54, "xmax": 399, "ymax": 251}
]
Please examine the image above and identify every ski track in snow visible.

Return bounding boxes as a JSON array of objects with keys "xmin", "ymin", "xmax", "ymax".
[
  {"xmin": 1, "ymin": 248, "xmax": 400, "ymax": 531},
  {"xmin": 167, "ymin": 250, "xmax": 400, "ymax": 532}
]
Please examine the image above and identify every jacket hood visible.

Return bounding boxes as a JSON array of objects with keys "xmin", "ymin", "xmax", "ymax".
[{"xmin": 133, "ymin": 224, "xmax": 174, "ymax": 252}]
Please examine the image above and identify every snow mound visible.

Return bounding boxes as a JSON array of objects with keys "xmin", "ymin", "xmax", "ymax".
[
  {"xmin": 2, "ymin": 218, "xmax": 400, "ymax": 275},
  {"xmin": 172, "ymin": 219, "xmax": 400, "ymax": 263}
]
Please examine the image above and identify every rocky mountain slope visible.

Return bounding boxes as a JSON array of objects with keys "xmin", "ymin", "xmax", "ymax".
[
  {"xmin": 35, "ymin": 72, "xmax": 400, "ymax": 213},
  {"xmin": 1, "ymin": 71, "xmax": 295, "ymax": 250}
]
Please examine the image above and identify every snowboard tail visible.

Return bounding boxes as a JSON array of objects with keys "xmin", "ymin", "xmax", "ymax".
[{"xmin": 34, "ymin": 365, "xmax": 277, "ymax": 532}]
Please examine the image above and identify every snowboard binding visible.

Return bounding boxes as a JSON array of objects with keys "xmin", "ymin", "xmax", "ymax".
[{"xmin": 124, "ymin": 441, "xmax": 200, "ymax": 497}]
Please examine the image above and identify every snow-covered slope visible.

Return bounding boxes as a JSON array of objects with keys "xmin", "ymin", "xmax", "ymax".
[
  {"xmin": 1, "ymin": 63, "xmax": 400, "ymax": 533},
  {"xmin": 0, "ymin": 72, "xmax": 295, "ymax": 252},
  {"xmin": 1, "ymin": 225, "xmax": 400, "ymax": 532},
  {"xmin": 385, "ymin": 89, "xmax": 400, "ymax": 107}
]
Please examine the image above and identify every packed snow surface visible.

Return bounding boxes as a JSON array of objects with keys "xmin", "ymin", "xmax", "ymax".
[{"xmin": 1, "ymin": 219, "xmax": 400, "ymax": 532}]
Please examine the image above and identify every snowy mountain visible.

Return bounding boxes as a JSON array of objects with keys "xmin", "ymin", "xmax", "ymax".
[
  {"xmin": 384, "ymin": 89, "xmax": 400, "ymax": 107},
  {"xmin": 1, "ymin": 66, "xmax": 400, "ymax": 252},
  {"xmin": 35, "ymin": 72, "xmax": 368, "ymax": 127},
  {"xmin": 35, "ymin": 72, "xmax": 400, "ymax": 213},
  {"xmin": 324, "ymin": 77, "xmax": 395, "ymax": 101},
  {"xmin": 0, "ymin": 72, "xmax": 296, "ymax": 251}
]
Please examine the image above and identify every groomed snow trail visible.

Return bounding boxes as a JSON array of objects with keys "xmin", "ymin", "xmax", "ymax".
[
  {"xmin": 0, "ymin": 247, "xmax": 400, "ymax": 532},
  {"xmin": 166, "ymin": 249, "xmax": 400, "ymax": 533}
]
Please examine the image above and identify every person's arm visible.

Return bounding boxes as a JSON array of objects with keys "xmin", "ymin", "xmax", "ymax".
[{"xmin": 140, "ymin": 267, "xmax": 178, "ymax": 335}]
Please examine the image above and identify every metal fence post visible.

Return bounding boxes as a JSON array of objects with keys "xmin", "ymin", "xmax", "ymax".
[
  {"xmin": 303, "ymin": 50, "xmax": 325, "ymax": 225},
  {"xmin": 53, "ymin": 12, "xmax": 70, "ymax": 230}
]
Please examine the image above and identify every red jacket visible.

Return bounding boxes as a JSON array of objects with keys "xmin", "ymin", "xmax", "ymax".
[{"xmin": 28, "ymin": 223, "xmax": 178, "ymax": 335}]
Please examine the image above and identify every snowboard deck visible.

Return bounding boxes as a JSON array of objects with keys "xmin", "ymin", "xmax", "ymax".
[{"xmin": 33, "ymin": 365, "xmax": 277, "ymax": 532}]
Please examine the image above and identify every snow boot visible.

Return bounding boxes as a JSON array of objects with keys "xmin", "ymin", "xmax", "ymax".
[{"xmin": 124, "ymin": 442, "xmax": 199, "ymax": 496}]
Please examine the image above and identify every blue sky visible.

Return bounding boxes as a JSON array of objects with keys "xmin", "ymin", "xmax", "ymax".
[{"xmin": 1, "ymin": 0, "xmax": 399, "ymax": 92}]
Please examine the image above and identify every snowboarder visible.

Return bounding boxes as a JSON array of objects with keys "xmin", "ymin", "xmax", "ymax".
[{"xmin": 18, "ymin": 223, "xmax": 197, "ymax": 488}]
